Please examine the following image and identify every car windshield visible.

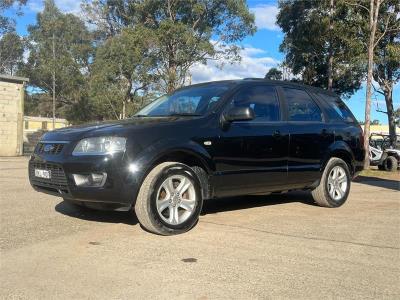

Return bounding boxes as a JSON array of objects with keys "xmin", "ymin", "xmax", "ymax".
[{"xmin": 134, "ymin": 83, "xmax": 231, "ymax": 117}]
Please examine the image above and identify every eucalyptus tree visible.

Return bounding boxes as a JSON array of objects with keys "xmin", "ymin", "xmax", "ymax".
[
  {"xmin": 83, "ymin": 0, "xmax": 256, "ymax": 93},
  {"xmin": 277, "ymin": 0, "xmax": 365, "ymax": 98},
  {"xmin": 0, "ymin": 31, "xmax": 24, "ymax": 75},
  {"xmin": 23, "ymin": 0, "xmax": 94, "ymax": 123},
  {"xmin": 90, "ymin": 27, "xmax": 159, "ymax": 119}
]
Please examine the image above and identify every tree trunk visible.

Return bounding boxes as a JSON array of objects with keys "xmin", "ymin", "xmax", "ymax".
[
  {"xmin": 327, "ymin": 0, "xmax": 334, "ymax": 91},
  {"xmin": 167, "ymin": 63, "xmax": 177, "ymax": 93},
  {"xmin": 122, "ymin": 99, "xmax": 126, "ymax": 119},
  {"xmin": 52, "ymin": 31, "xmax": 56, "ymax": 130},
  {"xmin": 328, "ymin": 55, "xmax": 333, "ymax": 91},
  {"xmin": 385, "ymin": 89, "xmax": 396, "ymax": 146},
  {"xmin": 363, "ymin": 0, "xmax": 381, "ymax": 169}
]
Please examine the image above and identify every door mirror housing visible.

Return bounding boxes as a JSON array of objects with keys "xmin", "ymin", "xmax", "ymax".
[{"xmin": 224, "ymin": 106, "xmax": 255, "ymax": 122}]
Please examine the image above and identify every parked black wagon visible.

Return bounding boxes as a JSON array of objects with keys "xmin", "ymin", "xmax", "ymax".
[{"xmin": 29, "ymin": 79, "xmax": 365, "ymax": 235}]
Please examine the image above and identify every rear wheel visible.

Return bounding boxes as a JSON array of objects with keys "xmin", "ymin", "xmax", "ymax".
[
  {"xmin": 311, "ymin": 157, "xmax": 351, "ymax": 208},
  {"xmin": 134, "ymin": 162, "xmax": 203, "ymax": 235},
  {"xmin": 383, "ymin": 156, "xmax": 398, "ymax": 172}
]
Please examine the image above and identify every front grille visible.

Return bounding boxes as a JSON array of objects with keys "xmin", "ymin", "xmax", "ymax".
[
  {"xmin": 35, "ymin": 143, "xmax": 65, "ymax": 155},
  {"xmin": 29, "ymin": 162, "xmax": 69, "ymax": 193}
]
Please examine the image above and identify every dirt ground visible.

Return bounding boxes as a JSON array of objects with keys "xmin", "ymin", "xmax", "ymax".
[{"xmin": 0, "ymin": 157, "xmax": 399, "ymax": 299}]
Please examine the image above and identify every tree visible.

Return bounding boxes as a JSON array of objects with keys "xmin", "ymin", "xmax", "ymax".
[
  {"xmin": 394, "ymin": 107, "xmax": 400, "ymax": 119},
  {"xmin": 90, "ymin": 27, "xmax": 158, "ymax": 119},
  {"xmin": 83, "ymin": 0, "xmax": 256, "ymax": 93},
  {"xmin": 276, "ymin": 0, "xmax": 365, "ymax": 98},
  {"xmin": 0, "ymin": 31, "xmax": 24, "ymax": 75},
  {"xmin": 372, "ymin": 0, "xmax": 400, "ymax": 146},
  {"xmin": 22, "ymin": 0, "xmax": 94, "ymax": 124},
  {"xmin": 265, "ymin": 68, "xmax": 283, "ymax": 80},
  {"xmin": 0, "ymin": 0, "xmax": 27, "ymax": 34}
]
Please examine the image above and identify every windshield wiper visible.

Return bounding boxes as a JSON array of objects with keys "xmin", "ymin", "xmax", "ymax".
[{"xmin": 168, "ymin": 113, "xmax": 201, "ymax": 117}]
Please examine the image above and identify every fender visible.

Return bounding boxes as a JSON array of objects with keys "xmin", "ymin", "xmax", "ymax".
[
  {"xmin": 127, "ymin": 138, "xmax": 214, "ymax": 179},
  {"xmin": 321, "ymin": 141, "xmax": 355, "ymax": 174}
]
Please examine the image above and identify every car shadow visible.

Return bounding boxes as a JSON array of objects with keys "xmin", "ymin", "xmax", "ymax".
[
  {"xmin": 201, "ymin": 191, "xmax": 316, "ymax": 216},
  {"xmin": 354, "ymin": 176, "xmax": 400, "ymax": 191},
  {"xmin": 55, "ymin": 200, "xmax": 139, "ymax": 225},
  {"xmin": 55, "ymin": 191, "xmax": 317, "ymax": 225}
]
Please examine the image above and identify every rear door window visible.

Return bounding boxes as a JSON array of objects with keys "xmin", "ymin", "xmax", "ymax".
[{"xmin": 283, "ymin": 88, "xmax": 323, "ymax": 122}]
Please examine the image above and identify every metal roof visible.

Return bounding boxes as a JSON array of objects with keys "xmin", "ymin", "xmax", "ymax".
[{"xmin": 0, "ymin": 74, "xmax": 29, "ymax": 84}]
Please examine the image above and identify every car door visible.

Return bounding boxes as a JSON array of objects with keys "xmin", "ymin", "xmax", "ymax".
[
  {"xmin": 282, "ymin": 87, "xmax": 334, "ymax": 187},
  {"xmin": 211, "ymin": 84, "xmax": 289, "ymax": 197}
]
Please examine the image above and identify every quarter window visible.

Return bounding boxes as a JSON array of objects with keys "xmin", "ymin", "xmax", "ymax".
[
  {"xmin": 231, "ymin": 85, "xmax": 280, "ymax": 121},
  {"xmin": 283, "ymin": 88, "xmax": 323, "ymax": 122},
  {"xmin": 315, "ymin": 93, "xmax": 355, "ymax": 123}
]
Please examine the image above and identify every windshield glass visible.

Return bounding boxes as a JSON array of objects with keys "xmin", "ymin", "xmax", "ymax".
[{"xmin": 135, "ymin": 83, "xmax": 231, "ymax": 117}]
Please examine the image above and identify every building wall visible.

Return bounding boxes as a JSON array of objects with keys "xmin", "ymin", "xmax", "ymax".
[{"xmin": 0, "ymin": 80, "xmax": 24, "ymax": 156}]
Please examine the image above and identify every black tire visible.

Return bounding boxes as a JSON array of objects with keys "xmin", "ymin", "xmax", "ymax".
[
  {"xmin": 383, "ymin": 156, "xmax": 398, "ymax": 172},
  {"xmin": 134, "ymin": 162, "xmax": 203, "ymax": 235},
  {"xmin": 311, "ymin": 157, "xmax": 351, "ymax": 208}
]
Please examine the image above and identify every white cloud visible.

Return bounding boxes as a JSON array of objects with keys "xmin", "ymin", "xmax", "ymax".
[
  {"xmin": 190, "ymin": 46, "xmax": 279, "ymax": 83},
  {"xmin": 250, "ymin": 4, "xmax": 280, "ymax": 31},
  {"xmin": 28, "ymin": 0, "xmax": 82, "ymax": 15}
]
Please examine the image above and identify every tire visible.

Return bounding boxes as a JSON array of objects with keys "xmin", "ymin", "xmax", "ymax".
[
  {"xmin": 311, "ymin": 157, "xmax": 351, "ymax": 208},
  {"xmin": 134, "ymin": 162, "xmax": 203, "ymax": 235},
  {"xmin": 383, "ymin": 156, "xmax": 398, "ymax": 172}
]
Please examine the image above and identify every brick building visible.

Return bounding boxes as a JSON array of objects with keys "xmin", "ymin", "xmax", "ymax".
[{"xmin": 0, "ymin": 75, "xmax": 29, "ymax": 156}]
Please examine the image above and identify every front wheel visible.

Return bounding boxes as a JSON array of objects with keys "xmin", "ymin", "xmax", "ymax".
[
  {"xmin": 311, "ymin": 157, "xmax": 351, "ymax": 208},
  {"xmin": 134, "ymin": 162, "xmax": 203, "ymax": 235}
]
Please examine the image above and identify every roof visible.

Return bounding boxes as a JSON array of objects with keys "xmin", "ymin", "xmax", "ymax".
[
  {"xmin": 0, "ymin": 74, "xmax": 29, "ymax": 84},
  {"xmin": 180, "ymin": 78, "xmax": 338, "ymax": 96}
]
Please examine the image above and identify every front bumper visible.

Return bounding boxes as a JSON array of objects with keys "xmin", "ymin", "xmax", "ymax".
[{"xmin": 28, "ymin": 151, "xmax": 143, "ymax": 208}]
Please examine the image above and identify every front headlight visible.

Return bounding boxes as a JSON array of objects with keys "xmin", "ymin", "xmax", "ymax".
[{"xmin": 72, "ymin": 137, "xmax": 126, "ymax": 155}]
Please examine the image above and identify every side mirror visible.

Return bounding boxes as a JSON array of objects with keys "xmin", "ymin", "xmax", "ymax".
[{"xmin": 224, "ymin": 106, "xmax": 255, "ymax": 122}]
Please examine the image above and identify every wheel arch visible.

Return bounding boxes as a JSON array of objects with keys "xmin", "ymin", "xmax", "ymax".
[
  {"xmin": 135, "ymin": 143, "xmax": 214, "ymax": 200},
  {"xmin": 322, "ymin": 141, "xmax": 355, "ymax": 176}
]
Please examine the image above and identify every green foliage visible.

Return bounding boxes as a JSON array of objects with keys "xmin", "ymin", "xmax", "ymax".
[
  {"xmin": 0, "ymin": 31, "xmax": 24, "ymax": 75},
  {"xmin": 277, "ymin": 0, "xmax": 365, "ymax": 98},
  {"xmin": 83, "ymin": 0, "xmax": 256, "ymax": 92},
  {"xmin": 21, "ymin": 0, "xmax": 94, "ymax": 123},
  {"xmin": 90, "ymin": 27, "xmax": 158, "ymax": 119},
  {"xmin": 265, "ymin": 68, "xmax": 283, "ymax": 80}
]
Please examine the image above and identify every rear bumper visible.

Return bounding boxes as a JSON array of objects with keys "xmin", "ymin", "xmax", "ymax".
[
  {"xmin": 352, "ymin": 160, "xmax": 364, "ymax": 179},
  {"xmin": 28, "ymin": 152, "xmax": 143, "ymax": 208}
]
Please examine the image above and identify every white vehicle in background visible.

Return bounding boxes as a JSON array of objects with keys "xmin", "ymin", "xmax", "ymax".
[{"xmin": 369, "ymin": 134, "xmax": 400, "ymax": 172}]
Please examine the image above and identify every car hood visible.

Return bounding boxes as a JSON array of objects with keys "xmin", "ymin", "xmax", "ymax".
[{"xmin": 41, "ymin": 116, "xmax": 197, "ymax": 142}]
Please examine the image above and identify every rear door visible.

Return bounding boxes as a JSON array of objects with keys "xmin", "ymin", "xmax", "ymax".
[
  {"xmin": 282, "ymin": 87, "xmax": 334, "ymax": 187},
  {"xmin": 212, "ymin": 84, "xmax": 289, "ymax": 197}
]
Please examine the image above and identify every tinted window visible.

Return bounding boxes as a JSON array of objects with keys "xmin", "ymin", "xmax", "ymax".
[
  {"xmin": 283, "ymin": 88, "xmax": 322, "ymax": 122},
  {"xmin": 231, "ymin": 85, "xmax": 280, "ymax": 121},
  {"xmin": 315, "ymin": 93, "xmax": 356, "ymax": 123}
]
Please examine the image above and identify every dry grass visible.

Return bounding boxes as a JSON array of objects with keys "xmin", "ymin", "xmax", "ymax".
[{"xmin": 360, "ymin": 168, "xmax": 400, "ymax": 181}]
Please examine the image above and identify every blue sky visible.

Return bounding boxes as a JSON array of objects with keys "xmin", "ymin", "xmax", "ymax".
[{"xmin": 5, "ymin": 0, "xmax": 399, "ymax": 124}]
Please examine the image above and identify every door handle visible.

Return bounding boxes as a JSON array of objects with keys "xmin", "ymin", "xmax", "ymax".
[{"xmin": 273, "ymin": 130, "xmax": 281, "ymax": 137}]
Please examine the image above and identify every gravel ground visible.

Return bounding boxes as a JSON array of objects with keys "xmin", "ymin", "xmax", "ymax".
[{"xmin": 0, "ymin": 157, "xmax": 399, "ymax": 299}]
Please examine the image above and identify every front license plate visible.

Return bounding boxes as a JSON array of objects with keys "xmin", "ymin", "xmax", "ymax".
[{"xmin": 35, "ymin": 169, "xmax": 51, "ymax": 179}]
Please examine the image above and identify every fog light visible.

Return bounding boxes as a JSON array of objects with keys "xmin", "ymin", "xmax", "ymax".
[{"xmin": 73, "ymin": 173, "xmax": 107, "ymax": 187}]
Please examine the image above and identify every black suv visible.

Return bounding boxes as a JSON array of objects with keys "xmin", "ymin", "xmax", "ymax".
[{"xmin": 29, "ymin": 79, "xmax": 365, "ymax": 235}]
